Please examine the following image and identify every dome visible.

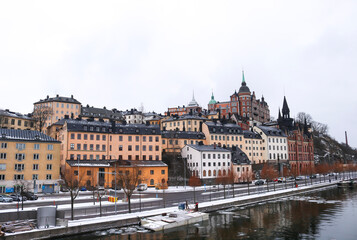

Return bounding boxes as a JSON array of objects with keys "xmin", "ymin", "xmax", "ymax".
[
  {"xmin": 238, "ymin": 71, "xmax": 250, "ymax": 94},
  {"xmin": 208, "ymin": 92, "xmax": 216, "ymax": 105}
]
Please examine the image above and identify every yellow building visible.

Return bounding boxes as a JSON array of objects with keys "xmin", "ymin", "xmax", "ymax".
[
  {"xmin": 202, "ymin": 122, "xmax": 267, "ymax": 164},
  {"xmin": 0, "ymin": 129, "xmax": 61, "ymax": 193},
  {"xmin": 161, "ymin": 115, "xmax": 207, "ymax": 132},
  {"xmin": 0, "ymin": 109, "xmax": 36, "ymax": 130},
  {"xmin": 33, "ymin": 94, "xmax": 81, "ymax": 131},
  {"xmin": 162, "ymin": 131, "xmax": 206, "ymax": 153}
]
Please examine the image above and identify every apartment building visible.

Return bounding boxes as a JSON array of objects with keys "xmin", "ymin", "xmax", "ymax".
[
  {"xmin": 161, "ymin": 131, "xmax": 206, "ymax": 153},
  {"xmin": 0, "ymin": 109, "xmax": 35, "ymax": 130},
  {"xmin": 161, "ymin": 115, "xmax": 206, "ymax": 132},
  {"xmin": 0, "ymin": 129, "xmax": 60, "ymax": 193}
]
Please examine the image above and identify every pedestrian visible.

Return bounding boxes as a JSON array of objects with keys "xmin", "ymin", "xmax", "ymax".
[{"xmin": 186, "ymin": 200, "xmax": 188, "ymax": 209}]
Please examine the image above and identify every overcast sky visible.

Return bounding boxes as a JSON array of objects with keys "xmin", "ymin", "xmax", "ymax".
[{"xmin": 1, "ymin": 1, "xmax": 356, "ymax": 147}]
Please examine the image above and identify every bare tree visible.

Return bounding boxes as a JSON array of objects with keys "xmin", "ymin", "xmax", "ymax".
[
  {"xmin": 188, "ymin": 175, "xmax": 201, "ymax": 203},
  {"xmin": 116, "ymin": 164, "xmax": 142, "ymax": 213},
  {"xmin": 32, "ymin": 106, "xmax": 53, "ymax": 132},
  {"xmin": 62, "ymin": 168, "xmax": 85, "ymax": 220},
  {"xmin": 296, "ymin": 112, "xmax": 313, "ymax": 124},
  {"xmin": 260, "ymin": 164, "xmax": 278, "ymax": 192}
]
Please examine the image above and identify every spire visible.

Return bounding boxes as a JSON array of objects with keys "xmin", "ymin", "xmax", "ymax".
[
  {"xmin": 282, "ymin": 96, "xmax": 290, "ymax": 118},
  {"xmin": 209, "ymin": 90, "xmax": 217, "ymax": 105},
  {"xmin": 188, "ymin": 90, "xmax": 199, "ymax": 107},
  {"xmin": 242, "ymin": 70, "xmax": 246, "ymax": 85},
  {"xmin": 192, "ymin": 90, "xmax": 195, "ymax": 102}
]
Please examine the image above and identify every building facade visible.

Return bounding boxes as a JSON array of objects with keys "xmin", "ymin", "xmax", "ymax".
[
  {"xmin": 208, "ymin": 72, "xmax": 270, "ymax": 123},
  {"xmin": 33, "ymin": 95, "xmax": 81, "ymax": 131},
  {"xmin": 161, "ymin": 115, "xmax": 207, "ymax": 132},
  {"xmin": 0, "ymin": 109, "xmax": 35, "ymax": 130},
  {"xmin": 0, "ymin": 129, "xmax": 61, "ymax": 193},
  {"xmin": 166, "ymin": 93, "xmax": 202, "ymax": 116},
  {"xmin": 162, "ymin": 131, "xmax": 206, "ymax": 154}
]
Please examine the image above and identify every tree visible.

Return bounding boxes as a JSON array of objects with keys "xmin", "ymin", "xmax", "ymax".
[
  {"xmin": 188, "ymin": 175, "xmax": 201, "ymax": 203},
  {"xmin": 116, "ymin": 165, "xmax": 142, "ymax": 213},
  {"xmin": 296, "ymin": 112, "xmax": 313, "ymax": 124},
  {"xmin": 216, "ymin": 169, "xmax": 231, "ymax": 199},
  {"xmin": 32, "ymin": 105, "xmax": 53, "ymax": 132},
  {"xmin": 62, "ymin": 168, "xmax": 85, "ymax": 220},
  {"xmin": 260, "ymin": 164, "xmax": 278, "ymax": 192}
]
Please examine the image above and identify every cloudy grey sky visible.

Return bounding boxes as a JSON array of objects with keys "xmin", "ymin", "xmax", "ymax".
[{"xmin": 1, "ymin": 1, "xmax": 356, "ymax": 147}]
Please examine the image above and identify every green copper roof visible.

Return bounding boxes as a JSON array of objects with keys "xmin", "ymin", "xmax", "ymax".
[
  {"xmin": 208, "ymin": 92, "xmax": 216, "ymax": 104},
  {"xmin": 242, "ymin": 70, "xmax": 245, "ymax": 84}
]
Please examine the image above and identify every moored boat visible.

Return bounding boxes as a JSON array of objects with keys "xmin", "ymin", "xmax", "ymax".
[{"xmin": 337, "ymin": 179, "xmax": 355, "ymax": 188}]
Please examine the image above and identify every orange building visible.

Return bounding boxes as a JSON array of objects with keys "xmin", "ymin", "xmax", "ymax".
[
  {"xmin": 162, "ymin": 131, "xmax": 206, "ymax": 154},
  {"xmin": 58, "ymin": 119, "xmax": 167, "ymax": 187},
  {"xmin": 65, "ymin": 160, "xmax": 167, "ymax": 188},
  {"xmin": 0, "ymin": 109, "xmax": 36, "ymax": 130}
]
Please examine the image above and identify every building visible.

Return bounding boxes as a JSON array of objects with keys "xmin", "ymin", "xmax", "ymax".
[
  {"xmin": 81, "ymin": 105, "xmax": 124, "ymax": 123},
  {"xmin": 122, "ymin": 109, "xmax": 144, "ymax": 124},
  {"xmin": 166, "ymin": 93, "xmax": 202, "ymax": 116},
  {"xmin": 208, "ymin": 72, "xmax": 270, "ymax": 124},
  {"xmin": 230, "ymin": 146, "xmax": 253, "ymax": 183},
  {"xmin": 0, "ymin": 129, "xmax": 61, "ymax": 193},
  {"xmin": 277, "ymin": 96, "xmax": 314, "ymax": 175},
  {"xmin": 162, "ymin": 131, "xmax": 206, "ymax": 154},
  {"xmin": 181, "ymin": 144, "xmax": 232, "ymax": 184},
  {"xmin": 58, "ymin": 119, "xmax": 163, "ymax": 169},
  {"xmin": 33, "ymin": 95, "xmax": 81, "ymax": 131},
  {"xmin": 161, "ymin": 114, "xmax": 207, "ymax": 132},
  {"xmin": 202, "ymin": 121, "xmax": 266, "ymax": 164},
  {"xmin": 65, "ymin": 159, "xmax": 168, "ymax": 188},
  {"xmin": 253, "ymin": 125, "xmax": 288, "ymax": 164},
  {"xmin": 0, "ymin": 109, "xmax": 35, "ymax": 130}
]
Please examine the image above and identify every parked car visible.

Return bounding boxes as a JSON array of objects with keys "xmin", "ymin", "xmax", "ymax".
[
  {"xmin": 60, "ymin": 186, "xmax": 69, "ymax": 192},
  {"xmin": 296, "ymin": 176, "xmax": 304, "ymax": 180},
  {"xmin": 137, "ymin": 184, "xmax": 148, "ymax": 191},
  {"xmin": 255, "ymin": 180, "xmax": 265, "ymax": 186},
  {"xmin": 310, "ymin": 175, "xmax": 317, "ymax": 179},
  {"xmin": 21, "ymin": 192, "xmax": 38, "ymax": 200},
  {"xmin": 0, "ymin": 195, "xmax": 13, "ymax": 203},
  {"xmin": 278, "ymin": 177, "xmax": 286, "ymax": 183},
  {"xmin": 80, "ymin": 187, "xmax": 87, "ymax": 191},
  {"xmin": 10, "ymin": 194, "xmax": 27, "ymax": 201}
]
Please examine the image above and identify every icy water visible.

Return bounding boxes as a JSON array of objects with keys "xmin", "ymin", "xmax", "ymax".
[{"xmin": 62, "ymin": 186, "xmax": 357, "ymax": 240}]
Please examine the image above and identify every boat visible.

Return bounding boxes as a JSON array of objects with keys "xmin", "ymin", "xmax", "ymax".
[
  {"xmin": 140, "ymin": 210, "xmax": 209, "ymax": 232},
  {"xmin": 337, "ymin": 179, "xmax": 355, "ymax": 188}
]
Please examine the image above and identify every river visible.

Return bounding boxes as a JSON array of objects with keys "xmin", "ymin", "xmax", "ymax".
[{"xmin": 62, "ymin": 186, "xmax": 357, "ymax": 240}]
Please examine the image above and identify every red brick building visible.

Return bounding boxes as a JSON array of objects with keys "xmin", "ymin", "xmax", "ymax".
[{"xmin": 208, "ymin": 72, "xmax": 270, "ymax": 124}]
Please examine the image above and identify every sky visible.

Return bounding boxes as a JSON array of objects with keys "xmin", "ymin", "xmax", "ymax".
[{"xmin": 0, "ymin": 1, "xmax": 356, "ymax": 147}]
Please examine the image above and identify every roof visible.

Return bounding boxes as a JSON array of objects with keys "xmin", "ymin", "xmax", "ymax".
[
  {"xmin": 64, "ymin": 119, "xmax": 161, "ymax": 135},
  {"xmin": 204, "ymin": 122, "xmax": 243, "ymax": 135},
  {"xmin": 81, "ymin": 106, "xmax": 123, "ymax": 120},
  {"xmin": 243, "ymin": 130, "xmax": 262, "ymax": 139},
  {"xmin": 162, "ymin": 131, "xmax": 206, "ymax": 140},
  {"xmin": 0, "ymin": 129, "xmax": 60, "ymax": 143},
  {"xmin": 187, "ymin": 92, "xmax": 199, "ymax": 107},
  {"xmin": 229, "ymin": 146, "xmax": 251, "ymax": 165},
  {"xmin": 0, "ymin": 109, "xmax": 33, "ymax": 120},
  {"xmin": 162, "ymin": 114, "xmax": 206, "ymax": 122},
  {"xmin": 255, "ymin": 125, "xmax": 287, "ymax": 137},
  {"xmin": 208, "ymin": 92, "xmax": 217, "ymax": 105},
  {"xmin": 187, "ymin": 144, "xmax": 231, "ymax": 152},
  {"xmin": 34, "ymin": 95, "xmax": 81, "ymax": 105},
  {"xmin": 66, "ymin": 159, "xmax": 167, "ymax": 168},
  {"xmin": 238, "ymin": 72, "xmax": 250, "ymax": 94}
]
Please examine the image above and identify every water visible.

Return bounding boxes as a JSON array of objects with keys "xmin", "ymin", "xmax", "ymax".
[{"xmin": 61, "ymin": 186, "xmax": 357, "ymax": 240}]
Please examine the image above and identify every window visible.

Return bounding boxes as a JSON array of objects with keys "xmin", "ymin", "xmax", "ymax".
[
  {"xmin": 0, "ymin": 175, "xmax": 4, "ymax": 180},
  {"xmin": 155, "ymin": 136, "xmax": 159, "ymax": 142},
  {"xmin": 47, "ymin": 154, "xmax": 53, "ymax": 160},
  {"xmin": 155, "ymin": 146, "xmax": 159, "ymax": 151},
  {"xmin": 143, "ymin": 145, "xmax": 146, "ymax": 151},
  {"xmin": 136, "ymin": 136, "xmax": 140, "ymax": 142},
  {"xmin": 135, "ymin": 145, "xmax": 139, "ymax": 151},
  {"xmin": 47, "ymin": 164, "xmax": 52, "ymax": 170},
  {"xmin": 128, "ymin": 136, "xmax": 132, "ymax": 142},
  {"xmin": 143, "ymin": 136, "xmax": 146, "ymax": 142},
  {"xmin": 150, "ymin": 170, "xmax": 154, "ymax": 175},
  {"xmin": 16, "ymin": 143, "xmax": 26, "ymax": 150},
  {"xmin": 90, "ymin": 134, "xmax": 94, "ymax": 140},
  {"xmin": 14, "ymin": 174, "xmax": 24, "ymax": 180},
  {"xmin": 102, "ymin": 145, "xmax": 106, "ymax": 151},
  {"xmin": 0, "ymin": 153, "xmax": 6, "ymax": 159},
  {"xmin": 96, "ymin": 144, "xmax": 100, "ymax": 150},
  {"xmin": 150, "ymin": 179, "xmax": 154, "ymax": 185},
  {"xmin": 0, "ymin": 143, "xmax": 7, "ymax": 149},
  {"xmin": 0, "ymin": 164, "xmax": 6, "ymax": 170},
  {"xmin": 102, "ymin": 135, "xmax": 106, "ymax": 141},
  {"xmin": 128, "ymin": 145, "xmax": 132, "ymax": 151},
  {"xmin": 119, "ymin": 145, "xmax": 123, "ymax": 151},
  {"xmin": 71, "ymin": 133, "xmax": 75, "ymax": 139},
  {"xmin": 33, "ymin": 164, "xmax": 39, "ymax": 170},
  {"xmin": 77, "ymin": 144, "xmax": 81, "ymax": 150},
  {"xmin": 15, "ymin": 164, "xmax": 24, "ymax": 171},
  {"xmin": 96, "ymin": 135, "xmax": 100, "ymax": 140},
  {"xmin": 149, "ymin": 136, "xmax": 153, "ymax": 142},
  {"xmin": 149, "ymin": 146, "xmax": 153, "ymax": 151},
  {"xmin": 138, "ymin": 170, "xmax": 142, "ymax": 175},
  {"xmin": 83, "ymin": 144, "xmax": 87, "ymax": 150},
  {"xmin": 34, "ymin": 144, "xmax": 40, "ymax": 150},
  {"xmin": 70, "ymin": 143, "xmax": 74, "ymax": 150},
  {"xmin": 161, "ymin": 170, "xmax": 165, "ymax": 174},
  {"xmin": 46, "ymin": 174, "xmax": 52, "ymax": 180},
  {"xmin": 84, "ymin": 134, "xmax": 88, "ymax": 140},
  {"xmin": 15, "ymin": 153, "xmax": 25, "ymax": 160}
]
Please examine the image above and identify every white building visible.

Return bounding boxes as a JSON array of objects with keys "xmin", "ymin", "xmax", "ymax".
[
  {"xmin": 181, "ymin": 144, "xmax": 232, "ymax": 182},
  {"xmin": 123, "ymin": 109, "xmax": 144, "ymax": 124},
  {"xmin": 253, "ymin": 126, "xmax": 288, "ymax": 163}
]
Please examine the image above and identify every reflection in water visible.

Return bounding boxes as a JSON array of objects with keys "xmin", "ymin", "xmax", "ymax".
[{"xmin": 60, "ymin": 187, "xmax": 357, "ymax": 240}]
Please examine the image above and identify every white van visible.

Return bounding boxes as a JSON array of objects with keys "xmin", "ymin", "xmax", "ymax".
[{"xmin": 137, "ymin": 184, "xmax": 148, "ymax": 191}]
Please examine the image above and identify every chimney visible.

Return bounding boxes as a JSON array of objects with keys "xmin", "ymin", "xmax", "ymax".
[
  {"xmin": 47, "ymin": 95, "xmax": 49, "ymax": 99},
  {"xmin": 56, "ymin": 94, "xmax": 59, "ymax": 97},
  {"xmin": 345, "ymin": 131, "xmax": 349, "ymax": 147},
  {"xmin": 64, "ymin": 115, "xmax": 69, "ymax": 119},
  {"xmin": 71, "ymin": 95, "xmax": 73, "ymax": 99}
]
